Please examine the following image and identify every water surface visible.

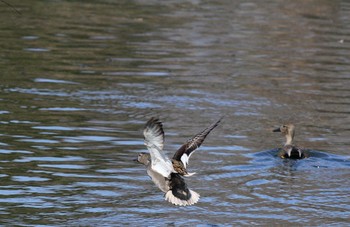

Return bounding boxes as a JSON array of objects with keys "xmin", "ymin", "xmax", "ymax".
[{"xmin": 0, "ymin": 0, "xmax": 350, "ymax": 226}]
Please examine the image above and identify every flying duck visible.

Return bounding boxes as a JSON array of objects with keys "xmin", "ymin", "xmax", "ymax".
[
  {"xmin": 136, "ymin": 117, "xmax": 222, "ymax": 206},
  {"xmin": 273, "ymin": 124, "xmax": 309, "ymax": 159}
]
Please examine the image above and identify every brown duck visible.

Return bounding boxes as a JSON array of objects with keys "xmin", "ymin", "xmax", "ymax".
[
  {"xmin": 136, "ymin": 117, "xmax": 222, "ymax": 206},
  {"xmin": 273, "ymin": 124, "xmax": 309, "ymax": 159}
]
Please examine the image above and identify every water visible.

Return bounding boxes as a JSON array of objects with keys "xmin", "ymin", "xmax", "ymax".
[{"xmin": 0, "ymin": 0, "xmax": 350, "ymax": 226}]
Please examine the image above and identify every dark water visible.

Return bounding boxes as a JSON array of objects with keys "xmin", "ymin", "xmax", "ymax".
[{"xmin": 1, "ymin": 0, "xmax": 350, "ymax": 226}]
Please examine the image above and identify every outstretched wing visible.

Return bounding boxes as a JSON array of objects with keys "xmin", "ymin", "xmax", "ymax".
[
  {"xmin": 172, "ymin": 117, "xmax": 222, "ymax": 169},
  {"xmin": 144, "ymin": 117, "xmax": 164, "ymax": 151},
  {"xmin": 144, "ymin": 117, "xmax": 174, "ymax": 178}
]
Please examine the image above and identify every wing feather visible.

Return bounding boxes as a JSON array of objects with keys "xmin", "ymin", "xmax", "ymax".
[
  {"xmin": 173, "ymin": 117, "xmax": 222, "ymax": 168},
  {"xmin": 143, "ymin": 117, "xmax": 174, "ymax": 177}
]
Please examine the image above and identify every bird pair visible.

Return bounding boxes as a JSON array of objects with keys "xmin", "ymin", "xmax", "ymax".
[{"xmin": 136, "ymin": 118, "xmax": 306, "ymax": 206}]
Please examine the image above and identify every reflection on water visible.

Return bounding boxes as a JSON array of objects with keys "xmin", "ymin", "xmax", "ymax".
[{"xmin": 0, "ymin": 0, "xmax": 350, "ymax": 226}]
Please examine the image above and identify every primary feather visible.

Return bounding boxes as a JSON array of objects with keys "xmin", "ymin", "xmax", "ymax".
[
  {"xmin": 143, "ymin": 118, "xmax": 174, "ymax": 178},
  {"xmin": 173, "ymin": 117, "xmax": 222, "ymax": 169}
]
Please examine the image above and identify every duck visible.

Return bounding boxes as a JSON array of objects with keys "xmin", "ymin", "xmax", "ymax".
[
  {"xmin": 273, "ymin": 124, "xmax": 309, "ymax": 159},
  {"xmin": 136, "ymin": 117, "xmax": 222, "ymax": 206}
]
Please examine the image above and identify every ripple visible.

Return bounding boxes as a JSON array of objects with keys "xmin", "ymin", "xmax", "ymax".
[
  {"xmin": 38, "ymin": 164, "xmax": 89, "ymax": 170},
  {"xmin": 34, "ymin": 78, "xmax": 80, "ymax": 85},
  {"xmin": 89, "ymin": 35, "xmax": 116, "ymax": 40},
  {"xmin": 308, "ymin": 137, "xmax": 327, "ymax": 142},
  {"xmin": 85, "ymin": 190, "xmax": 122, "ymax": 197},
  {"xmin": 102, "ymin": 71, "xmax": 169, "ymax": 76},
  {"xmin": 18, "ymin": 138, "xmax": 59, "ymax": 144},
  {"xmin": 52, "ymin": 173, "xmax": 105, "ymax": 179},
  {"xmin": 96, "ymin": 168, "xmax": 136, "ymax": 174},
  {"xmin": 31, "ymin": 145, "xmax": 52, "ymax": 150},
  {"xmin": 74, "ymin": 182, "xmax": 119, "ymax": 187},
  {"xmin": 2, "ymin": 0, "xmax": 350, "ymax": 225},
  {"xmin": 121, "ymin": 101, "xmax": 162, "ymax": 109},
  {"xmin": 12, "ymin": 176, "xmax": 51, "ymax": 182},
  {"xmin": 112, "ymin": 140, "xmax": 144, "ymax": 146},
  {"xmin": 0, "ymin": 189, "xmax": 25, "ymax": 195},
  {"xmin": 0, "ymin": 197, "xmax": 47, "ymax": 205},
  {"xmin": 40, "ymin": 107, "xmax": 87, "ymax": 111},
  {"xmin": 33, "ymin": 126, "xmax": 75, "ymax": 131},
  {"xmin": 10, "ymin": 120, "xmax": 36, "ymax": 124},
  {"xmin": 24, "ymin": 47, "xmax": 50, "ymax": 52},
  {"xmin": 224, "ymin": 135, "xmax": 248, "ymax": 139},
  {"xmin": 204, "ymin": 145, "xmax": 251, "ymax": 151},
  {"xmin": 0, "ymin": 149, "xmax": 33, "ymax": 154},
  {"xmin": 80, "ymin": 207, "xmax": 114, "ymax": 213},
  {"xmin": 8, "ymin": 88, "xmax": 70, "ymax": 97},
  {"xmin": 26, "ymin": 186, "xmax": 57, "ymax": 194},
  {"xmin": 13, "ymin": 156, "xmax": 86, "ymax": 163},
  {"xmin": 58, "ymin": 135, "xmax": 116, "ymax": 143},
  {"xmin": 245, "ymin": 179, "xmax": 278, "ymax": 186},
  {"xmin": 21, "ymin": 36, "xmax": 39, "ymax": 40}
]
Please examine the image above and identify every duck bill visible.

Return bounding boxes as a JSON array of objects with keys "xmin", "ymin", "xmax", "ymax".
[{"xmin": 273, "ymin": 127, "xmax": 281, "ymax": 132}]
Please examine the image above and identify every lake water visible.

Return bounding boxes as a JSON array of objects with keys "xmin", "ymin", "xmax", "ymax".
[{"xmin": 0, "ymin": 0, "xmax": 350, "ymax": 226}]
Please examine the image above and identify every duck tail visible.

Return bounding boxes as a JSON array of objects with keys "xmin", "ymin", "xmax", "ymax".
[
  {"xmin": 188, "ymin": 189, "xmax": 200, "ymax": 205},
  {"xmin": 165, "ymin": 189, "xmax": 200, "ymax": 206}
]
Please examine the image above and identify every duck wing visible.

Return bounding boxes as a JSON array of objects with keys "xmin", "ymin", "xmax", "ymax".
[
  {"xmin": 144, "ymin": 117, "xmax": 174, "ymax": 178},
  {"xmin": 281, "ymin": 144, "xmax": 305, "ymax": 159},
  {"xmin": 172, "ymin": 117, "xmax": 222, "ymax": 171}
]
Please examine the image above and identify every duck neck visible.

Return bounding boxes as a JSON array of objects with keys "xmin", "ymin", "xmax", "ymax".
[{"xmin": 285, "ymin": 132, "xmax": 294, "ymax": 145}]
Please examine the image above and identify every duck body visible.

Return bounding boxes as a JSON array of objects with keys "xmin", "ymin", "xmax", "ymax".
[
  {"xmin": 278, "ymin": 144, "xmax": 308, "ymax": 159},
  {"xmin": 138, "ymin": 152, "xmax": 199, "ymax": 205},
  {"xmin": 273, "ymin": 124, "xmax": 309, "ymax": 159},
  {"xmin": 137, "ymin": 117, "xmax": 221, "ymax": 206}
]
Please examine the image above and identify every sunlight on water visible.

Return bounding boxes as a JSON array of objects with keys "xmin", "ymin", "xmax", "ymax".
[{"xmin": 34, "ymin": 78, "xmax": 80, "ymax": 85}]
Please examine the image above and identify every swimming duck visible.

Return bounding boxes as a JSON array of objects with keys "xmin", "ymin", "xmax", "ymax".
[
  {"xmin": 273, "ymin": 124, "xmax": 309, "ymax": 159},
  {"xmin": 136, "ymin": 117, "xmax": 222, "ymax": 206}
]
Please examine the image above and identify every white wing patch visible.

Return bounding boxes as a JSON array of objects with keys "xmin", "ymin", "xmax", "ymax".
[
  {"xmin": 180, "ymin": 154, "xmax": 189, "ymax": 168},
  {"xmin": 285, "ymin": 146, "xmax": 293, "ymax": 157},
  {"xmin": 144, "ymin": 141, "xmax": 174, "ymax": 178},
  {"xmin": 180, "ymin": 153, "xmax": 196, "ymax": 176}
]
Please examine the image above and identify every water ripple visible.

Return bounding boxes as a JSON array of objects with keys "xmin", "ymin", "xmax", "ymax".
[
  {"xmin": 34, "ymin": 78, "xmax": 80, "ymax": 85},
  {"xmin": 0, "ymin": 149, "xmax": 32, "ymax": 154},
  {"xmin": 12, "ymin": 176, "xmax": 51, "ymax": 182},
  {"xmin": 13, "ymin": 156, "xmax": 86, "ymax": 163}
]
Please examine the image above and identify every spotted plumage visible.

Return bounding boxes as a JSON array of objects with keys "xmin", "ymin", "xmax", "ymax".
[{"xmin": 172, "ymin": 117, "xmax": 223, "ymax": 176}]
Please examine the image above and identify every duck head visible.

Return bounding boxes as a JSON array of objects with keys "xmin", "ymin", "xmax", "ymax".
[
  {"xmin": 135, "ymin": 152, "xmax": 150, "ymax": 165},
  {"xmin": 273, "ymin": 124, "xmax": 295, "ymax": 145}
]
